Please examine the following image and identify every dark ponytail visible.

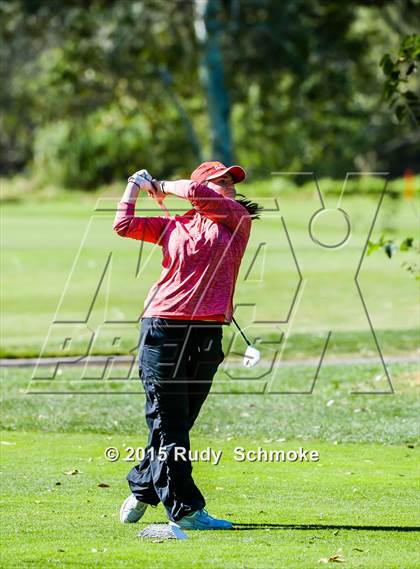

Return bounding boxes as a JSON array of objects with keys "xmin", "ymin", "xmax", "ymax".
[{"xmin": 235, "ymin": 193, "xmax": 263, "ymax": 220}]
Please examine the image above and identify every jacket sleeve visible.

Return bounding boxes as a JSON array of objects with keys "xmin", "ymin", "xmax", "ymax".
[
  {"xmin": 164, "ymin": 180, "xmax": 252, "ymax": 241},
  {"xmin": 113, "ymin": 201, "xmax": 168, "ymax": 245}
]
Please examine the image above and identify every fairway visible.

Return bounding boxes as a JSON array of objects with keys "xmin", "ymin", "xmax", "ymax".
[
  {"xmin": 1, "ymin": 362, "xmax": 419, "ymax": 567},
  {"xmin": 1, "ymin": 190, "xmax": 419, "ymax": 566},
  {"xmin": 2, "ymin": 193, "xmax": 418, "ymax": 359},
  {"xmin": 1, "ymin": 432, "xmax": 419, "ymax": 568}
]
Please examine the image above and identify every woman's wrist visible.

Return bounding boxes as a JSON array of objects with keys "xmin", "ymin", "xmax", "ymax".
[
  {"xmin": 128, "ymin": 176, "xmax": 141, "ymax": 189},
  {"xmin": 122, "ymin": 180, "xmax": 140, "ymax": 203}
]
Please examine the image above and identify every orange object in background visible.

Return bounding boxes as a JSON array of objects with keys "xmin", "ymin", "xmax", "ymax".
[{"xmin": 403, "ymin": 168, "xmax": 415, "ymax": 200}]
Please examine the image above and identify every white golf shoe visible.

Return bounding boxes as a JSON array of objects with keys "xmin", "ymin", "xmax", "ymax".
[{"xmin": 120, "ymin": 494, "xmax": 148, "ymax": 524}]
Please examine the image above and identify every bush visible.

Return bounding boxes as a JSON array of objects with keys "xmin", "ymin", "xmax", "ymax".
[
  {"xmin": 32, "ymin": 104, "xmax": 199, "ymax": 190},
  {"xmin": 32, "ymin": 108, "xmax": 150, "ymax": 189}
]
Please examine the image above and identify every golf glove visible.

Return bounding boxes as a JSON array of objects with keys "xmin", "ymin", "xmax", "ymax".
[
  {"xmin": 135, "ymin": 169, "xmax": 165, "ymax": 193},
  {"xmin": 136, "ymin": 169, "xmax": 154, "ymax": 183},
  {"xmin": 128, "ymin": 170, "xmax": 154, "ymax": 192}
]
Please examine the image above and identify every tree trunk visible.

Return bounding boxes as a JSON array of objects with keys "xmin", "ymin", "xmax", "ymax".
[{"xmin": 194, "ymin": 0, "xmax": 234, "ymax": 165}]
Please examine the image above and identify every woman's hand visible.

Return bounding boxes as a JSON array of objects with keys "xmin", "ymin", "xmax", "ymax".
[
  {"xmin": 130, "ymin": 169, "xmax": 165, "ymax": 202},
  {"xmin": 128, "ymin": 169, "xmax": 154, "ymax": 192},
  {"xmin": 147, "ymin": 181, "xmax": 166, "ymax": 204},
  {"xmin": 138, "ymin": 170, "xmax": 167, "ymax": 205},
  {"xmin": 126, "ymin": 169, "xmax": 169, "ymax": 216}
]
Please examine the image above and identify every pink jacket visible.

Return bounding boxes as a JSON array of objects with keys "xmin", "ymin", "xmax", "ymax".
[{"xmin": 113, "ymin": 180, "xmax": 251, "ymax": 323}]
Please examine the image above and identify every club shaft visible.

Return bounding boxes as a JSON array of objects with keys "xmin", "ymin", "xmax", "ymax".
[{"xmin": 232, "ymin": 316, "xmax": 250, "ymax": 346}]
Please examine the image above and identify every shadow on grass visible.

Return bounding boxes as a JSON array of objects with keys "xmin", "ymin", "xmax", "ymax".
[{"xmin": 232, "ymin": 523, "xmax": 420, "ymax": 532}]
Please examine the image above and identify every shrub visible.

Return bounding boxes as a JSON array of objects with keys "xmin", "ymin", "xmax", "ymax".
[{"xmin": 32, "ymin": 104, "xmax": 199, "ymax": 190}]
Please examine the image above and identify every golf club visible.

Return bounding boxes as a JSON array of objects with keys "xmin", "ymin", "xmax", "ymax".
[{"xmin": 232, "ymin": 316, "xmax": 261, "ymax": 368}]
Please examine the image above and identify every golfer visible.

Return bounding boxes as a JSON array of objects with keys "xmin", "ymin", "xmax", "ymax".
[{"xmin": 114, "ymin": 161, "xmax": 261, "ymax": 530}]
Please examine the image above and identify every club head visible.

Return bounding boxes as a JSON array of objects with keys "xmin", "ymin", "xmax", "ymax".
[{"xmin": 243, "ymin": 345, "xmax": 261, "ymax": 368}]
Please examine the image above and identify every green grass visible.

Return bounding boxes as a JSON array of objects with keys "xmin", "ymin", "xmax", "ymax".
[
  {"xmin": 1, "ymin": 431, "xmax": 419, "ymax": 568},
  {"xmin": 2, "ymin": 362, "xmax": 418, "ymax": 442},
  {"xmin": 1, "ymin": 188, "xmax": 419, "ymax": 567},
  {"xmin": 1, "ymin": 348, "xmax": 418, "ymax": 568},
  {"xmin": 1, "ymin": 193, "xmax": 419, "ymax": 358}
]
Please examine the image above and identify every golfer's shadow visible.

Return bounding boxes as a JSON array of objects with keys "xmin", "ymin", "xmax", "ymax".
[{"xmin": 233, "ymin": 523, "xmax": 420, "ymax": 533}]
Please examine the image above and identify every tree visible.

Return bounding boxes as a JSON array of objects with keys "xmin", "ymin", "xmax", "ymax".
[
  {"xmin": 381, "ymin": 33, "xmax": 420, "ymax": 125},
  {"xmin": 194, "ymin": 0, "xmax": 234, "ymax": 165},
  {"xmin": 368, "ymin": 31, "xmax": 420, "ymax": 278},
  {"xmin": 1, "ymin": 0, "xmax": 419, "ymax": 184}
]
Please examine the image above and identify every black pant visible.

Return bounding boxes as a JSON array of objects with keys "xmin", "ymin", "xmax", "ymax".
[{"xmin": 127, "ymin": 317, "xmax": 225, "ymax": 521}]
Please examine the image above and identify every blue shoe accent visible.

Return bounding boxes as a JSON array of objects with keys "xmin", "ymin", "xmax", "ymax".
[
  {"xmin": 174, "ymin": 509, "xmax": 233, "ymax": 530},
  {"xmin": 120, "ymin": 494, "xmax": 148, "ymax": 524}
]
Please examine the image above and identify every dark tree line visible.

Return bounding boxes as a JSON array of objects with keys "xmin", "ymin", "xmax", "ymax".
[{"xmin": 1, "ymin": 0, "xmax": 419, "ymax": 188}]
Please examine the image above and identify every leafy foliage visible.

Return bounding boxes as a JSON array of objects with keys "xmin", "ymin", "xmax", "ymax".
[
  {"xmin": 367, "ymin": 235, "xmax": 419, "ymax": 279},
  {"xmin": 380, "ymin": 34, "xmax": 420, "ymax": 125},
  {"xmin": 1, "ymin": 1, "xmax": 419, "ymax": 186}
]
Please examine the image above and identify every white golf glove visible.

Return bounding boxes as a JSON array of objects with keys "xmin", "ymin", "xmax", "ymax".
[
  {"xmin": 137, "ymin": 169, "xmax": 154, "ymax": 183},
  {"xmin": 136, "ymin": 169, "xmax": 165, "ymax": 194},
  {"xmin": 128, "ymin": 169, "xmax": 154, "ymax": 191}
]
